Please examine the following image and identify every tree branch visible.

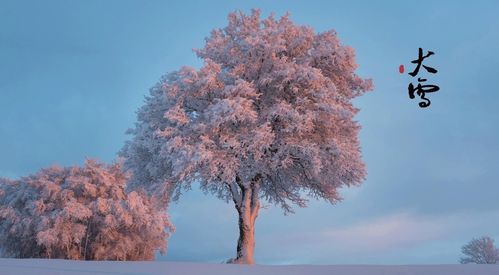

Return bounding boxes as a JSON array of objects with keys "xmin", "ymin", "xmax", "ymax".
[
  {"xmin": 228, "ymin": 181, "xmax": 242, "ymax": 211},
  {"xmin": 250, "ymin": 174, "xmax": 261, "ymax": 221}
]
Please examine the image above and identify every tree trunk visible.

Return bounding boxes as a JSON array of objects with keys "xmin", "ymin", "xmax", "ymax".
[
  {"xmin": 83, "ymin": 220, "xmax": 90, "ymax": 260},
  {"xmin": 234, "ymin": 202, "xmax": 256, "ymax": 264},
  {"xmin": 228, "ymin": 176, "xmax": 260, "ymax": 264}
]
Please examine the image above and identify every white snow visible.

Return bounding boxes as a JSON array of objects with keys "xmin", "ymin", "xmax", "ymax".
[{"xmin": 0, "ymin": 259, "xmax": 498, "ymax": 275}]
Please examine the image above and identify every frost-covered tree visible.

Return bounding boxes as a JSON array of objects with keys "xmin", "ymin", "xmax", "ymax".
[
  {"xmin": 0, "ymin": 160, "xmax": 174, "ymax": 260},
  {"xmin": 460, "ymin": 236, "xmax": 499, "ymax": 264},
  {"xmin": 121, "ymin": 10, "xmax": 372, "ymax": 264}
]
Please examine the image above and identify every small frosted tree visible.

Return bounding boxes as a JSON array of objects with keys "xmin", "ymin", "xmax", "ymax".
[
  {"xmin": 0, "ymin": 159, "xmax": 174, "ymax": 260},
  {"xmin": 121, "ymin": 10, "xmax": 372, "ymax": 264},
  {"xmin": 460, "ymin": 236, "xmax": 499, "ymax": 264}
]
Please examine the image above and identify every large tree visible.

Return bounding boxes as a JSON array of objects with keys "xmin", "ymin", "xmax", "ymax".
[{"xmin": 121, "ymin": 10, "xmax": 372, "ymax": 264}]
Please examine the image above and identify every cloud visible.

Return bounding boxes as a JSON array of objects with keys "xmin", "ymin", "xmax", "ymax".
[
  {"xmin": 255, "ymin": 209, "xmax": 499, "ymax": 264},
  {"xmin": 321, "ymin": 212, "xmax": 446, "ymax": 251},
  {"xmin": 315, "ymin": 210, "xmax": 499, "ymax": 251}
]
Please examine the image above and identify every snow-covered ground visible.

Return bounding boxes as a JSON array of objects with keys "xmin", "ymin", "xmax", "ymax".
[{"xmin": 0, "ymin": 259, "xmax": 498, "ymax": 275}]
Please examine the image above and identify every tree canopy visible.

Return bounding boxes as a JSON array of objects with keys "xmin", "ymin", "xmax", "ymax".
[{"xmin": 121, "ymin": 9, "xmax": 372, "ymax": 212}]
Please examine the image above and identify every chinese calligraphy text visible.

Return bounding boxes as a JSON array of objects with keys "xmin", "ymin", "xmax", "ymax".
[{"xmin": 406, "ymin": 48, "xmax": 440, "ymax": 108}]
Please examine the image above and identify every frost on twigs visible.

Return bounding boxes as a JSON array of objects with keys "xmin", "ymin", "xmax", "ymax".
[{"xmin": 0, "ymin": 160, "xmax": 174, "ymax": 261}]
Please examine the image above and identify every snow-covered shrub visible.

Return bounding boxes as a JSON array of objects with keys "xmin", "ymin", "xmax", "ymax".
[
  {"xmin": 0, "ymin": 159, "xmax": 174, "ymax": 260},
  {"xmin": 460, "ymin": 236, "xmax": 499, "ymax": 264}
]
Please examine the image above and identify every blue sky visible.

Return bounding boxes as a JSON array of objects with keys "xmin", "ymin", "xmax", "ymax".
[{"xmin": 1, "ymin": 0, "xmax": 499, "ymax": 264}]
